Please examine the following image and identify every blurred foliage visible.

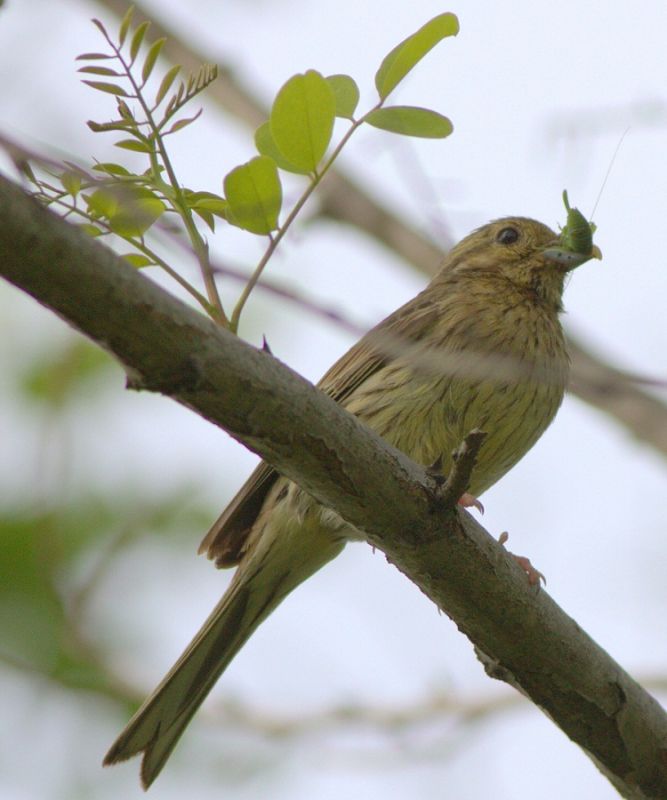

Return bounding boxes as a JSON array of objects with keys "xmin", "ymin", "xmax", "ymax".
[
  {"xmin": 0, "ymin": 491, "xmax": 214, "ymax": 699},
  {"xmin": 0, "ymin": 325, "xmax": 213, "ymax": 708},
  {"xmin": 19, "ymin": 338, "xmax": 114, "ymax": 409}
]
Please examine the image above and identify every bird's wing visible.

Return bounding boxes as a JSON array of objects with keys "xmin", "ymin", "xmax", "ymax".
[
  {"xmin": 198, "ymin": 460, "xmax": 278, "ymax": 566},
  {"xmin": 319, "ymin": 290, "xmax": 438, "ymax": 401},
  {"xmin": 200, "ymin": 289, "xmax": 438, "ymax": 567}
]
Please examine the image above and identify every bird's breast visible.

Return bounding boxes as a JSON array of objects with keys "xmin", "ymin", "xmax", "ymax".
[{"xmin": 346, "ymin": 297, "xmax": 569, "ymax": 496}]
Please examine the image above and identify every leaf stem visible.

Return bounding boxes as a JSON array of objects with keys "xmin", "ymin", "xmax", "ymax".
[
  {"xmin": 103, "ymin": 26, "xmax": 228, "ymax": 326},
  {"xmin": 42, "ymin": 193, "xmax": 213, "ymax": 313},
  {"xmin": 229, "ymin": 103, "xmax": 382, "ymax": 333}
]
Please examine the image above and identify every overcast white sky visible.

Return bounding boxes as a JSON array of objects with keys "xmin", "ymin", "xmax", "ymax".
[{"xmin": 1, "ymin": 2, "xmax": 666, "ymax": 799}]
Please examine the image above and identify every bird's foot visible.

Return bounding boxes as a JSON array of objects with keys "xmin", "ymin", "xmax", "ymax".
[
  {"xmin": 498, "ymin": 531, "xmax": 545, "ymax": 587},
  {"xmin": 457, "ymin": 492, "xmax": 484, "ymax": 514}
]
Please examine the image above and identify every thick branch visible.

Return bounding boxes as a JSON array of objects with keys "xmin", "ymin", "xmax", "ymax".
[{"xmin": 1, "ymin": 176, "xmax": 666, "ymax": 798}]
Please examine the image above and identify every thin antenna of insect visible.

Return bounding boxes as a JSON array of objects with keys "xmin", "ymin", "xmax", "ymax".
[{"xmin": 590, "ymin": 127, "xmax": 630, "ymax": 221}]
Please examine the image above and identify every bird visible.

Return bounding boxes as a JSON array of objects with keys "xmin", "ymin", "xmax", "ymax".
[{"xmin": 104, "ymin": 214, "xmax": 601, "ymax": 787}]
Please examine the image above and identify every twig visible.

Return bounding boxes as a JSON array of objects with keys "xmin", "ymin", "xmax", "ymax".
[{"xmin": 433, "ymin": 429, "xmax": 487, "ymax": 508}]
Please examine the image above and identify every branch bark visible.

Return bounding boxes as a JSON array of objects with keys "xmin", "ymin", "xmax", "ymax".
[
  {"xmin": 89, "ymin": 0, "xmax": 667, "ymax": 462},
  {"xmin": 1, "ymin": 175, "xmax": 666, "ymax": 798}
]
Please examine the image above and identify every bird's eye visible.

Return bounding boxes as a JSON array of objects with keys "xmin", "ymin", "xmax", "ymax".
[{"xmin": 496, "ymin": 227, "xmax": 520, "ymax": 245}]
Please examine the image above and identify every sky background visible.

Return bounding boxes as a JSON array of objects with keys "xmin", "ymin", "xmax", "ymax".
[{"xmin": 1, "ymin": 1, "xmax": 666, "ymax": 799}]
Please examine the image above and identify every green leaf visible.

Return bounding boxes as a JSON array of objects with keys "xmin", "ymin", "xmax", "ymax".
[
  {"xmin": 184, "ymin": 190, "xmax": 227, "ymax": 228},
  {"xmin": 92, "ymin": 162, "xmax": 132, "ymax": 176},
  {"xmin": 155, "ymin": 64, "xmax": 181, "ymax": 106},
  {"xmin": 165, "ymin": 109, "xmax": 203, "ymax": 135},
  {"xmin": 76, "ymin": 52, "xmax": 114, "ymax": 61},
  {"xmin": 17, "ymin": 160, "xmax": 37, "ymax": 184},
  {"xmin": 130, "ymin": 20, "xmax": 150, "ymax": 62},
  {"xmin": 85, "ymin": 189, "xmax": 118, "ymax": 219},
  {"xmin": 193, "ymin": 208, "xmax": 216, "ymax": 232},
  {"xmin": 84, "ymin": 186, "xmax": 165, "ymax": 237},
  {"xmin": 108, "ymin": 188, "xmax": 166, "ymax": 237},
  {"xmin": 186, "ymin": 191, "xmax": 229, "ymax": 217},
  {"xmin": 365, "ymin": 106, "xmax": 453, "ymax": 138},
  {"xmin": 60, "ymin": 171, "xmax": 82, "ymax": 197},
  {"xmin": 82, "ymin": 80, "xmax": 129, "ymax": 97},
  {"xmin": 91, "ymin": 19, "xmax": 108, "ymax": 38},
  {"xmin": 223, "ymin": 155, "xmax": 282, "ymax": 235},
  {"xmin": 123, "ymin": 253, "xmax": 154, "ymax": 267},
  {"xmin": 80, "ymin": 223, "xmax": 103, "ymax": 237},
  {"xmin": 114, "ymin": 138, "xmax": 153, "ymax": 153},
  {"xmin": 118, "ymin": 5, "xmax": 135, "ymax": 46},
  {"xmin": 77, "ymin": 65, "xmax": 123, "ymax": 76},
  {"xmin": 116, "ymin": 98, "xmax": 130, "ymax": 116},
  {"xmin": 375, "ymin": 12, "xmax": 459, "ymax": 100},
  {"xmin": 270, "ymin": 70, "xmax": 335, "ymax": 173},
  {"xmin": 142, "ymin": 37, "xmax": 166, "ymax": 83},
  {"xmin": 325, "ymin": 74, "xmax": 360, "ymax": 119},
  {"xmin": 87, "ymin": 119, "xmax": 134, "ymax": 133},
  {"xmin": 254, "ymin": 122, "xmax": 305, "ymax": 174}
]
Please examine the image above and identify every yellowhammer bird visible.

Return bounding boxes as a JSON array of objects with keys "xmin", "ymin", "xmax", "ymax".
[{"xmin": 104, "ymin": 212, "xmax": 601, "ymax": 787}]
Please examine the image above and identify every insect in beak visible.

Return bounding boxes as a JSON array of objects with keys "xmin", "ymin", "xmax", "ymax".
[{"xmin": 543, "ymin": 190, "xmax": 602, "ymax": 269}]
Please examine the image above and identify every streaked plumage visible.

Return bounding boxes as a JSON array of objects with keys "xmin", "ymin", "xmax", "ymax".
[{"xmin": 104, "ymin": 216, "xmax": 599, "ymax": 787}]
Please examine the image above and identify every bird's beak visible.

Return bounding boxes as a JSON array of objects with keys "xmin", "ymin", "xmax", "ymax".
[
  {"xmin": 543, "ymin": 192, "xmax": 602, "ymax": 269},
  {"xmin": 543, "ymin": 242, "xmax": 602, "ymax": 270}
]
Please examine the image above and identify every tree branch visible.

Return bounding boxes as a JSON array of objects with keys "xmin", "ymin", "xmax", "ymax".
[{"xmin": 1, "ymin": 175, "xmax": 666, "ymax": 798}]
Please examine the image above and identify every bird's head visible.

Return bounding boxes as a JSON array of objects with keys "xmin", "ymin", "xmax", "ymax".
[{"xmin": 442, "ymin": 214, "xmax": 601, "ymax": 312}]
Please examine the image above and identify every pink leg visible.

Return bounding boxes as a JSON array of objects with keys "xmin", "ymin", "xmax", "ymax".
[{"xmin": 498, "ymin": 531, "xmax": 545, "ymax": 587}]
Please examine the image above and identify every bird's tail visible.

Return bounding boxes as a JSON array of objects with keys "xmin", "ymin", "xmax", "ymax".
[{"xmin": 104, "ymin": 516, "xmax": 344, "ymax": 788}]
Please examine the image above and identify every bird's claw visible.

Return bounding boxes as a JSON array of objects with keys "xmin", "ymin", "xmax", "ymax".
[
  {"xmin": 498, "ymin": 531, "xmax": 545, "ymax": 587},
  {"xmin": 458, "ymin": 492, "xmax": 484, "ymax": 514}
]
